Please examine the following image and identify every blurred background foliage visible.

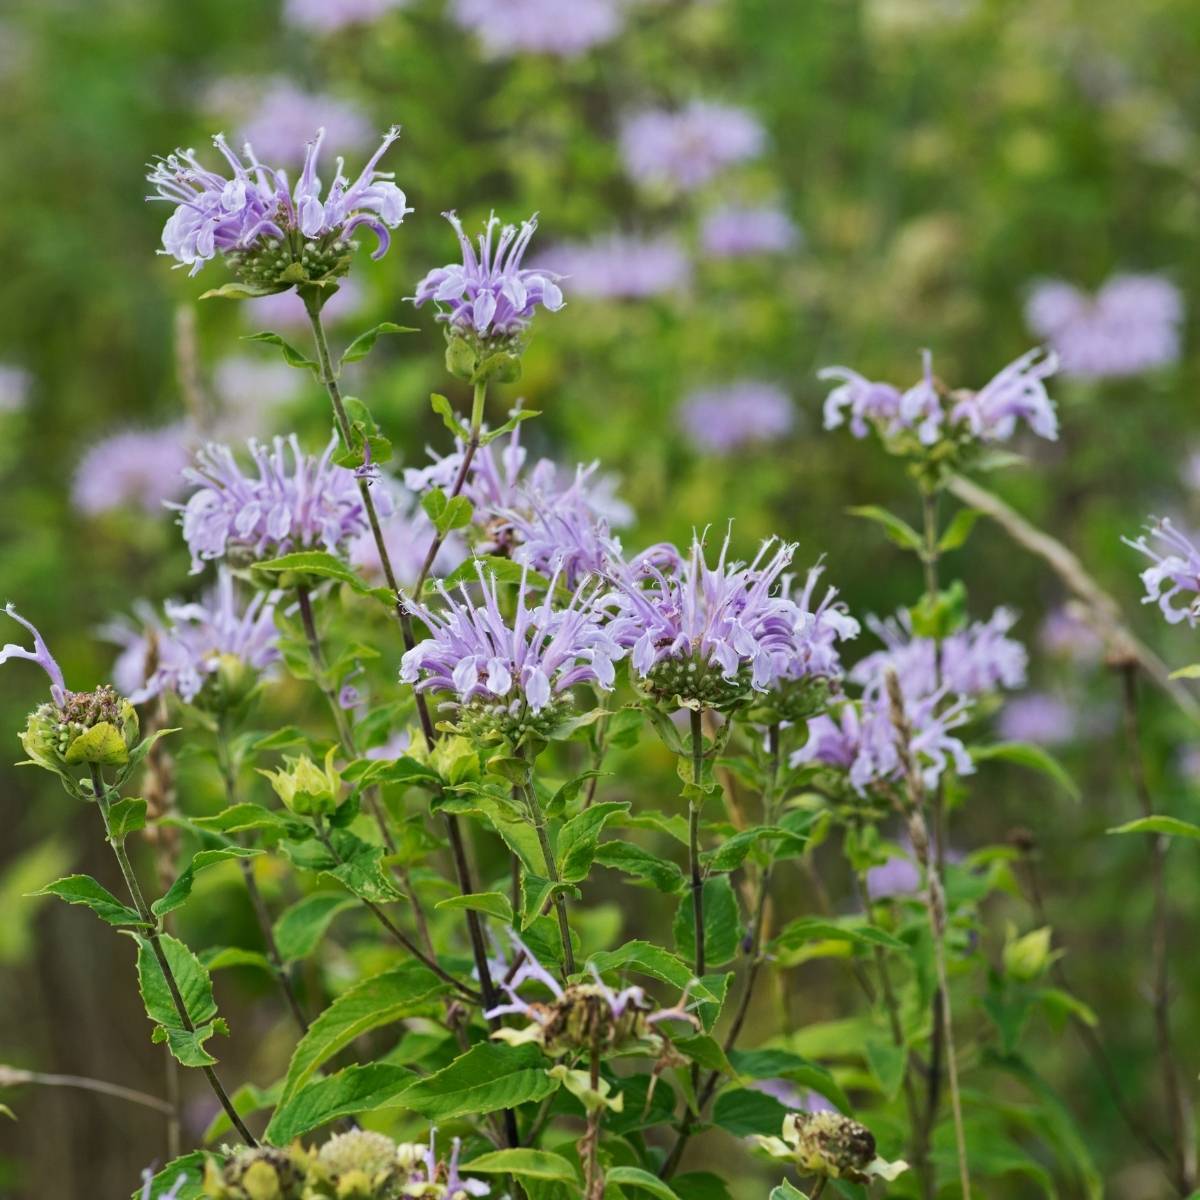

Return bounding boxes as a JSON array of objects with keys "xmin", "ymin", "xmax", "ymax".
[{"xmin": 2, "ymin": 0, "xmax": 1200, "ymax": 1195}]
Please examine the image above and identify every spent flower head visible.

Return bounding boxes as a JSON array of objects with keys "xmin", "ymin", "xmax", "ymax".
[
  {"xmin": 176, "ymin": 433, "xmax": 376, "ymax": 574},
  {"xmin": 754, "ymin": 1111, "xmax": 907, "ymax": 1185},
  {"xmin": 147, "ymin": 125, "xmax": 410, "ymax": 286},
  {"xmin": 400, "ymin": 564, "xmax": 629, "ymax": 742}
]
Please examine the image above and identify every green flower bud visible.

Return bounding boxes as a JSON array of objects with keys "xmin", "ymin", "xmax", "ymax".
[
  {"xmin": 259, "ymin": 747, "xmax": 342, "ymax": 817},
  {"xmin": 1003, "ymin": 923, "xmax": 1057, "ymax": 982},
  {"xmin": 443, "ymin": 328, "xmax": 524, "ymax": 386},
  {"xmin": 305, "ymin": 1130, "xmax": 402, "ymax": 1199},
  {"xmin": 204, "ymin": 1147, "xmax": 307, "ymax": 1200},
  {"xmin": 20, "ymin": 686, "xmax": 139, "ymax": 775}
]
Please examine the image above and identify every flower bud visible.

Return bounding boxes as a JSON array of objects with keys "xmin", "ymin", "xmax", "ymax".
[
  {"xmin": 258, "ymin": 747, "xmax": 342, "ymax": 817},
  {"xmin": 203, "ymin": 1147, "xmax": 306, "ymax": 1200},
  {"xmin": 1003, "ymin": 923, "xmax": 1057, "ymax": 982},
  {"xmin": 20, "ymin": 686, "xmax": 139, "ymax": 775},
  {"xmin": 305, "ymin": 1130, "xmax": 402, "ymax": 1199},
  {"xmin": 443, "ymin": 329, "xmax": 523, "ymax": 386}
]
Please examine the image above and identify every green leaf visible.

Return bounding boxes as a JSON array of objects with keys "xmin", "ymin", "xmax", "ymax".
[
  {"xmin": 771, "ymin": 917, "xmax": 906, "ymax": 962},
  {"xmin": 279, "ymin": 964, "xmax": 445, "ymax": 1103},
  {"xmin": 588, "ymin": 941, "xmax": 719, "ymax": 1004},
  {"xmin": 429, "ymin": 392, "xmax": 469, "ymax": 440},
  {"xmin": 135, "ymin": 933, "xmax": 228, "ymax": 1067},
  {"xmin": 675, "ymin": 1034, "xmax": 733, "ymax": 1076},
  {"xmin": 938, "ymin": 507, "xmax": 983, "ymax": 552},
  {"xmin": 443, "ymin": 554, "xmax": 551, "ymax": 590},
  {"xmin": 400, "ymin": 1042, "xmax": 556, "ymax": 1121},
  {"xmin": 437, "ymin": 495, "xmax": 473, "ymax": 536},
  {"xmin": 28, "ymin": 874, "xmax": 146, "ymax": 927},
  {"xmin": 594, "ymin": 842, "xmax": 685, "ymax": 893},
  {"xmin": 673, "ymin": 1174, "xmax": 733, "ymax": 1200},
  {"xmin": 701, "ymin": 826, "xmax": 806, "ymax": 874},
  {"xmin": 865, "ymin": 1033, "xmax": 907, "ymax": 1100},
  {"xmin": 1169, "ymin": 663, "xmax": 1200, "ymax": 680},
  {"xmin": 107, "ymin": 797, "xmax": 147, "ymax": 841},
  {"xmin": 477, "ymin": 408, "xmax": 541, "ymax": 447},
  {"xmin": 200, "ymin": 282, "xmax": 287, "ymax": 300},
  {"xmin": 265, "ymin": 1063, "xmax": 415, "ymax": 1144},
  {"xmin": 558, "ymin": 801, "xmax": 631, "ymax": 883},
  {"xmin": 672, "ymin": 876, "xmax": 741, "ymax": 968},
  {"xmin": 711, "ymin": 1087, "xmax": 790, "ymax": 1137},
  {"xmin": 243, "ymin": 329, "xmax": 319, "ymax": 374},
  {"xmin": 436, "ymin": 891, "xmax": 514, "ymax": 922},
  {"xmin": 464, "ymin": 1149, "xmax": 579, "ymax": 1184},
  {"xmin": 768, "ymin": 1181, "xmax": 809, "ymax": 1200},
  {"xmin": 339, "ymin": 321, "xmax": 416, "ymax": 365},
  {"xmin": 1108, "ymin": 815, "xmax": 1200, "ymax": 840},
  {"xmin": 606, "ymin": 1167, "xmax": 681, "ymax": 1200},
  {"xmin": 254, "ymin": 551, "xmax": 393, "ymax": 605},
  {"xmin": 726, "ymin": 1048, "xmax": 852, "ymax": 1114},
  {"xmin": 846, "ymin": 504, "xmax": 924, "ymax": 552},
  {"xmin": 971, "ymin": 741, "xmax": 1079, "ymax": 800},
  {"xmin": 129, "ymin": 1153, "xmax": 206, "ymax": 1199},
  {"xmin": 152, "ymin": 847, "xmax": 261, "ymax": 918},
  {"xmin": 272, "ymin": 892, "xmax": 358, "ymax": 962},
  {"xmin": 200, "ymin": 946, "xmax": 274, "ymax": 973},
  {"xmin": 202, "ymin": 1081, "xmax": 281, "ymax": 1143}
]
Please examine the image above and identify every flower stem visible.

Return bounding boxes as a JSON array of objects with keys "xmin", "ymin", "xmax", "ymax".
[
  {"xmin": 688, "ymin": 708, "xmax": 706, "ymax": 981},
  {"xmin": 582, "ymin": 1046, "xmax": 605, "ymax": 1200},
  {"xmin": 90, "ymin": 766, "xmax": 258, "ymax": 1147},
  {"xmin": 215, "ymin": 721, "xmax": 310, "ymax": 1036},
  {"xmin": 522, "ymin": 755, "xmax": 575, "ymax": 977},
  {"xmin": 1118, "ymin": 662, "xmax": 1195, "ymax": 1193},
  {"xmin": 883, "ymin": 672, "xmax": 970, "ymax": 1200}
]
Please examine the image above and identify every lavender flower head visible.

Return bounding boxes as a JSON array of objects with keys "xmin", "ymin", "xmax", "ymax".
[
  {"xmin": 1038, "ymin": 604, "xmax": 1104, "ymax": 665},
  {"xmin": 147, "ymin": 125, "xmax": 411, "ymax": 282},
  {"xmin": 534, "ymin": 233, "xmax": 691, "ymax": 299},
  {"xmin": 1025, "ymin": 274, "xmax": 1183, "ymax": 380},
  {"xmin": 205, "ymin": 76, "xmax": 373, "ymax": 165},
  {"xmin": 451, "ymin": 0, "xmax": 623, "ymax": 58},
  {"xmin": 608, "ymin": 531, "xmax": 801, "ymax": 709},
  {"xmin": 176, "ymin": 433, "xmax": 376, "ymax": 574},
  {"xmin": 1125, "ymin": 517, "xmax": 1200, "ymax": 626},
  {"xmin": 700, "ymin": 205, "xmax": 799, "ymax": 258},
  {"xmin": 108, "ymin": 571, "xmax": 280, "ymax": 705},
  {"xmin": 71, "ymin": 425, "xmax": 194, "ymax": 517},
  {"xmin": 412, "ymin": 211, "xmax": 564, "ymax": 339},
  {"xmin": 0, "ymin": 363, "xmax": 31, "ymax": 413},
  {"xmin": 620, "ymin": 102, "xmax": 766, "ymax": 192},
  {"xmin": 393, "ymin": 1128, "xmax": 490, "ymax": 1200},
  {"xmin": 2, "ymin": 604, "xmax": 67, "ymax": 706},
  {"xmin": 850, "ymin": 608, "xmax": 1027, "ymax": 701},
  {"xmin": 865, "ymin": 847, "xmax": 921, "ymax": 900},
  {"xmin": 400, "ymin": 564, "xmax": 629, "ymax": 741},
  {"xmin": 283, "ymin": 0, "xmax": 410, "ymax": 32},
  {"xmin": 995, "ymin": 692, "xmax": 1078, "ymax": 747},
  {"xmin": 820, "ymin": 348, "xmax": 1058, "ymax": 447},
  {"xmin": 785, "ymin": 563, "xmax": 861, "ymax": 682},
  {"xmin": 677, "ymin": 381, "xmax": 795, "ymax": 454}
]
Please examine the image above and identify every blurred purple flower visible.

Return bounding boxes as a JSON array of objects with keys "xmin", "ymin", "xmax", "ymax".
[
  {"xmin": 534, "ymin": 233, "xmax": 691, "ymax": 299},
  {"xmin": 1025, "ymin": 274, "xmax": 1183, "ymax": 380},
  {"xmin": 248, "ymin": 276, "xmax": 365, "ymax": 330},
  {"xmin": 364, "ymin": 729, "xmax": 413, "ymax": 760},
  {"xmin": 1038, "ymin": 604, "xmax": 1104, "ymax": 665},
  {"xmin": 620, "ymin": 102, "xmax": 766, "ymax": 192},
  {"xmin": 1178, "ymin": 744, "xmax": 1200, "ymax": 784},
  {"xmin": 0, "ymin": 363, "xmax": 31, "ymax": 412},
  {"xmin": 995, "ymin": 692, "xmax": 1078, "ymax": 747},
  {"xmin": 609, "ymin": 532, "xmax": 800, "ymax": 694},
  {"xmin": 451, "ymin": 0, "xmax": 622, "ymax": 57},
  {"xmin": 1125, "ymin": 517, "xmax": 1200, "ymax": 626},
  {"xmin": 401, "ymin": 564, "xmax": 628, "ymax": 715},
  {"xmin": 71, "ymin": 425, "xmax": 193, "ymax": 517},
  {"xmin": 107, "ymin": 570, "xmax": 280, "ymax": 704},
  {"xmin": 349, "ymin": 484, "xmax": 462, "ymax": 586},
  {"xmin": 282, "ymin": 0, "xmax": 411, "ymax": 33},
  {"xmin": 700, "ymin": 205, "xmax": 799, "ymax": 258},
  {"xmin": 782, "ymin": 563, "xmax": 860, "ymax": 683},
  {"xmin": 677, "ymin": 381, "xmax": 795, "ymax": 453},
  {"xmin": 412, "ymin": 211, "xmax": 563, "ymax": 337},
  {"xmin": 205, "ymin": 77, "xmax": 373, "ymax": 165},
  {"xmin": 147, "ymin": 126, "xmax": 410, "ymax": 275},
  {"xmin": 176, "ymin": 433, "xmax": 375, "ymax": 573},
  {"xmin": 951, "ymin": 348, "xmax": 1059, "ymax": 442},
  {"xmin": 865, "ymin": 849, "xmax": 920, "ymax": 900}
]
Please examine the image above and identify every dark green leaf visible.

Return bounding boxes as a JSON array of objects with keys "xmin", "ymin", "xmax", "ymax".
[
  {"xmin": 107, "ymin": 797, "xmax": 147, "ymax": 841},
  {"xmin": 243, "ymin": 329, "xmax": 319, "ymax": 374},
  {"xmin": 594, "ymin": 842, "xmax": 685, "ymax": 893},
  {"xmin": 673, "ymin": 876, "xmax": 741, "ymax": 967},
  {"xmin": 339, "ymin": 321, "xmax": 416, "ymax": 365},
  {"xmin": 273, "ymin": 892, "xmax": 358, "ymax": 962},
  {"xmin": 711, "ymin": 1087, "xmax": 789, "ymax": 1137},
  {"xmin": 28, "ymin": 874, "xmax": 146, "ymax": 927},
  {"xmin": 401, "ymin": 1042, "xmax": 556, "ymax": 1120},
  {"xmin": 846, "ymin": 505, "xmax": 924, "ymax": 552},
  {"xmin": 152, "ymin": 847, "xmax": 262, "ymax": 918},
  {"xmin": 265, "ymin": 1063, "xmax": 415, "ymax": 1144},
  {"xmin": 135, "ymin": 933, "xmax": 227, "ymax": 1067},
  {"xmin": 558, "ymin": 801, "xmax": 630, "ymax": 883},
  {"xmin": 971, "ymin": 741, "xmax": 1079, "ymax": 800}
]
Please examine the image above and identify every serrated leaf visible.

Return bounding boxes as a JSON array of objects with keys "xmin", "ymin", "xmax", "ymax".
[
  {"xmin": 152, "ymin": 846, "xmax": 262, "ymax": 918},
  {"xmin": 701, "ymin": 825, "xmax": 806, "ymax": 874},
  {"xmin": 401, "ymin": 1042, "xmax": 556, "ymax": 1120},
  {"xmin": 675, "ymin": 1034, "xmax": 733, "ymax": 1075},
  {"xmin": 712, "ymin": 1087, "xmax": 790, "ymax": 1137},
  {"xmin": 273, "ymin": 892, "xmax": 358, "ymax": 962},
  {"xmin": 464, "ymin": 1149, "xmax": 579, "ymax": 1183},
  {"xmin": 172, "ymin": 802, "xmax": 292, "ymax": 836},
  {"xmin": 846, "ymin": 504, "xmax": 924, "ymax": 552},
  {"xmin": 768, "ymin": 1181, "xmax": 809, "ymax": 1200},
  {"xmin": 107, "ymin": 797, "xmax": 147, "ymax": 841},
  {"xmin": 588, "ymin": 942, "xmax": 719, "ymax": 1004},
  {"xmin": 672, "ymin": 876, "xmax": 741, "ymax": 968},
  {"xmin": 254, "ymin": 551, "xmax": 393, "ymax": 605},
  {"xmin": 266, "ymin": 1063, "xmax": 416, "ymax": 1144},
  {"xmin": 243, "ymin": 329, "xmax": 319, "ymax": 374},
  {"xmin": 339, "ymin": 321, "xmax": 416, "ymax": 365},
  {"xmin": 135, "ymin": 933, "xmax": 226, "ymax": 1067},
  {"xmin": 28, "ymin": 874, "xmax": 146, "ymax": 927},
  {"xmin": 727, "ymin": 1048, "xmax": 852, "ymax": 1114},
  {"xmin": 557, "ymin": 801, "xmax": 630, "ymax": 883},
  {"xmin": 607, "ymin": 1166, "xmax": 680, "ymax": 1200},
  {"xmin": 971, "ymin": 741, "xmax": 1079, "ymax": 800},
  {"xmin": 436, "ymin": 891, "xmax": 514, "ymax": 922},
  {"xmin": 129, "ymin": 1152, "xmax": 206, "ymax": 1199},
  {"xmin": 594, "ymin": 841, "xmax": 685, "ymax": 893},
  {"xmin": 1108, "ymin": 815, "xmax": 1200, "ymax": 840},
  {"xmin": 437, "ymin": 494, "xmax": 473, "ymax": 536},
  {"xmin": 770, "ymin": 917, "xmax": 906, "ymax": 963}
]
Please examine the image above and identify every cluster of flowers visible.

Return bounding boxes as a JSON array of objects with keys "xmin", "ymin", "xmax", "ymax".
[
  {"xmin": 202, "ymin": 1127, "xmax": 488, "ymax": 1200},
  {"xmin": 821, "ymin": 347, "xmax": 1060, "ymax": 449}
]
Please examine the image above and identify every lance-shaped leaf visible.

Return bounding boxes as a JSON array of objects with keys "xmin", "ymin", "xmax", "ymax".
[
  {"xmin": 400, "ymin": 1042, "xmax": 557, "ymax": 1121},
  {"xmin": 28, "ymin": 874, "xmax": 146, "ymax": 928},
  {"xmin": 152, "ymin": 846, "xmax": 263, "ymax": 918},
  {"xmin": 135, "ymin": 933, "xmax": 228, "ymax": 1068},
  {"xmin": 272, "ymin": 892, "xmax": 358, "ymax": 962},
  {"xmin": 265, "ymin": 1063, "xmax": 416, "ymax": 1145}
]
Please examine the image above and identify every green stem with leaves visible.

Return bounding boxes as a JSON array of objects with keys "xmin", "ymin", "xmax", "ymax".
[
  {"xmin": 688, "ymin": 708, "xmax": 706, "ymax": 981},
  {"xmin": 89, "ymin": 766, "xmax": 257, "ymax": 1146},
  {"xmin": 521, "ymin": 753, "xmax": 576, "ymax": 977}
]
